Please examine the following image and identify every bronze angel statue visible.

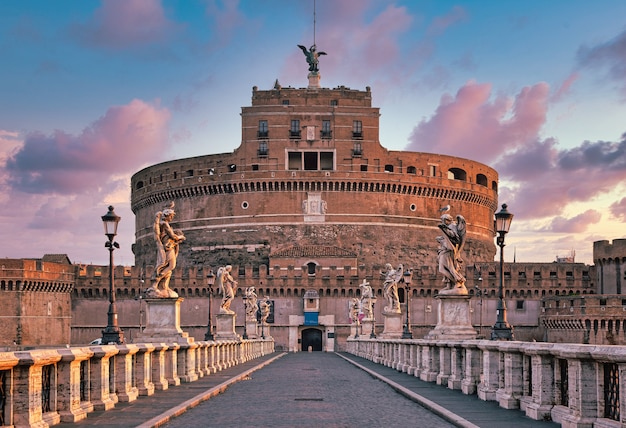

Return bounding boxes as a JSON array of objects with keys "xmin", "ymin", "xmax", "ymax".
[
  {"xmin": 298, "ymin": 44, "xmax": 326, "ymax": 72},
  {"xmin": 436, "ymin": 213, "xmax": 468, "ymax": 295}
]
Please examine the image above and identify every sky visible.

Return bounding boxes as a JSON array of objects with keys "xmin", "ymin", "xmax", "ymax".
[{"xmin": 1, "ymin": 0, "xmax": 625, "ymax": 266}]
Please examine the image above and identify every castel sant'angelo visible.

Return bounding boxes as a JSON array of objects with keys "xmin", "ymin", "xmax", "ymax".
[
  {"xmin": 10, "ymin": 42, "xmax": 620, "ymax": 351},
  {"xmin": 130, "ymin": 50, "xmax": 499, "ymax": 273}
]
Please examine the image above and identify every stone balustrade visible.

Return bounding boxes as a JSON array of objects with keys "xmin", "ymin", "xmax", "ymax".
[
  {"xmin": 347, "ymin": 338, "xmax": 625, "ymax": 428},
  {"xmin": 0, "ymin": 338, "xmax": 274, "ymax": 427}
]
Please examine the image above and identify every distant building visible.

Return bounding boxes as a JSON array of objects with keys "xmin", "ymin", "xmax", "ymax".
[{"xmin": 0, "ymin": 255, "xmax": 74, "ymax": 347}]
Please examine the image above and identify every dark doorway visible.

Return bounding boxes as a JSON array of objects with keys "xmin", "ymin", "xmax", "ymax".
[{"xmin": 301, "ymin": 328, "xmax": 322, "ymax": 351}]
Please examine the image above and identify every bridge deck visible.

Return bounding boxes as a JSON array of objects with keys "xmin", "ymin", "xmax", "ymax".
[{"xmin": 57, "ymin": 352, "xmax": 559, "ymax": 428}]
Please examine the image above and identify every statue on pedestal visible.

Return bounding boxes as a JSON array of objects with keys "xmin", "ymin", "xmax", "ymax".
[
  {"xmin": 436, "ymin": 212, "xmax": 468, "ymax": 295},
  {"xmin": 260, "ymin": 296, "xmax": 271, "ymax": 324},
  {"xmin": 382, "ymin": 263, "xmax": 402, "ymax": 313},
  {"xmin": 217, "ymin": 265, "xmax": 236, "ymax": 314},
  {"xmin": 359, "ymin": 279, "xmax": 374, "ymax": 320},
  {"xmin": 245, "ymin": 286, "xmax": 258, "ymax": 321},
  {"xmin": 298, "ymin": 44, "xmax": 326, "ymax": 73},
  {"xmin": 147, "ymin": 202, "xmax": 185, "ymax": 298}
]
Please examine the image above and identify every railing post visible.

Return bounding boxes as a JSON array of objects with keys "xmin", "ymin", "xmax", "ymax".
[
  {"xmin": 114, "ymin": 344, "xmax": 139, "ymax": 403},
  {"xmin": 477, "ymin": 342, "xmax": 500, "ymax": 401},
  {"xmin": 448, "ymin": 342, "xmax": 464, "ymax": 390},
  {"xmin": 0, "ymin": 353, "xmax": 19, "ymax": 426},
  {"xmin": 57, "ymin": 348, "xmax": 94, "ymax": 422},
  {"xmin": 521, "ymin": 343, "xmax": 555, "ymax": 421},
  {"xmin": 437, "ymin": 344, "xmax": 452, "ymax": 386},
  {"xmin": 496, "ymin": 342, "xmax": 524, "ymax": 409},
  {"xmin": 420, "ymin": 341, "xmax": 439, "ymax": 382},
  {"xmin": 177, "ymin": 342, "xmax": 199, "ymax": 383},
  {"xmin": 135, "ymin": 343, "xmax": 155, "ymax": 396},
  {"xmin": 461, "ymin": 342, "xmax": 482, "ymax": 395},
  {"xmin": 165, "ymin": 343, "xmax": 181, "ymax": 386},
  {"xmin": 552, "ymin": 345, "xmax": 597, "ymax": 426},
  {"xmin": 89, "ymin": 345, "xmax": 119, "ymax": 411},
  {"xmin": 151, "ymin": 343, "xmax": 169, "ymax": 391},
  {"xmin": 13, "ymin": 350, "xmax": 62, "ymax": 427}
]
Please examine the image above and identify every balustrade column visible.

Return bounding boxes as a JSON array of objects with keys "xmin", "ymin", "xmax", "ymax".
[
  {"xmin": 496, "ymin": 342, "xmax": 524, "ymax": 409},
  {"xmin": 461, "ymin": 343, "xmax": 482, "ymax": 395},
  {"xmin": 89, "ymin": 346, "xmax": 119, "ymax": 410},
  {"xmin": 407, "ymin": 342, "xmax": 417, "ymax": 376},
  {"xmin": 437, "ymin": 345, "xmax": 452, "ymax": 386},
  {"xmin": 177, "ymin": 343, "xmax": 199, "ymax": 383},
  {"xmin": 521, "ymin": 344, "xmax": 555, "ymax": 421},
  {"xmin": 165, "ymin": 343, "xmax": 181, "ymax": 386},
  {"xmin": 448, "ymin": 343, "xmax": 464, "ymax": 390},
  {"xmin": 412, "ymin": 343, "xmax": 423, "ymax": 378},
  {"xmin": 420, "ymin": 342, "xmax": 439, "ymax": 382},
  {"xmin": 477, "ymin": 343, "xmax": 500, "ymax": 401},
  {"xmin": 57, "ymin": 348, "xmax": 93, "ymax": 422},
  {"xmin": 114, "ymin": 345, "xmax": 139, "ymax": 402},
  {"xmin": 135, "ymin": 344, "xmax": 155, "ymax": 396},
  {"xmin": 151, "ymin": 343, "xmax": 169, "ymax": 391}
]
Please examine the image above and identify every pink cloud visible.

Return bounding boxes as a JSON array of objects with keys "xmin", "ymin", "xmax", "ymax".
[
  {"xmin": 610, "ymin": 197, "xmax": 626, "ymax": 221},
  {"xmin": 69, "ymin": 0, "xmax": 178, "ymax": 49},
  {"xmin": 5, "ymin": 99, "xmax": 170, "ymax": 194},
  {"xmin": 406, "ymin": 81, "xmax": 549, "ymax": 163},
  {"xmin": 550, "ymin": 73, "xmax": 579, "ymax": 103},
  {"xmin": 543, "ymin": 210, "xmax": 602, "ymax": 233}
]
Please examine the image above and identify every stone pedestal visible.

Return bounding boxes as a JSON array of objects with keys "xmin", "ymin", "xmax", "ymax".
[
  {"xmin": 136, "ymin": 298, "xmax": 192, "ymax": 344},
  {"xmin": 245, "ymin": 320, "xmax": 259, "ymax": 339},
  {"xmin": 361, "ymin": 320, "xmax": 376, "ymax": 338},
  {"xmin": 425, "ymin": 295, "xmax": 477, "ymax": 340},
  {"xmin": 215, "ymin": 312, "xmax": 240, "ymax": 341},
  {"xmin": 308, "ymin": 72, "xmax": 321, "ymax": 89},
  {"xmin": 350, "ymin": 322, "xmax": 362, "ymax": 338},
  {"xmin": 381, "ymin": 311, "xmax": 403, "ymax": 339}
]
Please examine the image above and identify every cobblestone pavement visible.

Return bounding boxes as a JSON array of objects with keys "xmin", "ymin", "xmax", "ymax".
[{"xmin": 163, "ymin": 352, "xmax": 456, "ymax": 428}]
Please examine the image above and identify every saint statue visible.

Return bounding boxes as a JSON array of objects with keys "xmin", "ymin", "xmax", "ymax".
[
  {"xmin": 217, "ymin": 265, "xmax": 237, "ymax": 314},
  {"xmin": 298, "ymin": 44, "xmax": 326, "ymax": 73},
  {"xmin": 436, "ymin": 213, "xmax": 468, "ymax": 295}
]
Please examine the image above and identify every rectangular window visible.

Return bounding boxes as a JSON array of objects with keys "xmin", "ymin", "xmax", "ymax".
[
  {"xmin": 258, "ymin": 141, "xmax": 268, "ymax": 157},
  {"xmin": 352, "ymin": 120, "xmax": 362, "ymax": 139},
  {"xmin": 290, "ymin": 120, "xmax": 301, "ymax": 138},
  {"xmin": 258, "ymin": 120, "xmax": 268, "ymax": 138},
  {"xmin": 429, "ymin": 165, "xmax": 437, "ymax": 176},
  {"xmin": 330, "ymin": 99, "xmax": 338, "ymax": 106},
  {"xmin": 321, "ymin": 120, "xmax": 332, "ymax": 139},
  {"xmin": 516, "ymin": 300, "xmax": 525, "ymax": 310},
  {"xmin": 353, "ymin": 142, "xmax": 362, "ymax": 157},
  {"xmin": 288, "ymin": 152, "xmax": 301, "ymax": 170},
  {"xmin": 320, "ymin": 152, "xmax": 334, "ymax": 170}
]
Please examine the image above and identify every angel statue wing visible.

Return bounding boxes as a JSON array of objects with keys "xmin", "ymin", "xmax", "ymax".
[
  {"xmin": 216, "ymin": 266, "xmax": 225, "ymax": 295},
  {"xmin": 456, "ymin": 215, "xmax": 467, "ymax": 253}
]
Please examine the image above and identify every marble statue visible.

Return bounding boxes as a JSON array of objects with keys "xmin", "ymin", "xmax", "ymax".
[
  {"xmin": 297, "ymin": 44, "xmax": 326, "ymax": 72},
  {"xmin": 245, "ymin": 286, "xmax": 258, "ymax": 320},
  {"xmin": 359, "ymin": 279, "xmax": 374, "ymax": 320},
  {"xmin": 382, "ymin": 263, "xmax": 402, "ymax": 313},
  {"xmin": 349, "ymin": 297, "xmax": 361, "ymax": 325},
  {"xmin": 436, "ymin": 213, "xmax": 468, "ymax": 295},
  {"xmin": 260, "ymin": 296, "xmax": 271, "ymax": 324},
  {"xmin": 217, "ymin": 265, "xmax": 237, "ymax": 314},
  {"xmin": 147, "ymin": 202, "xmax": 185, "ymax": 298}
]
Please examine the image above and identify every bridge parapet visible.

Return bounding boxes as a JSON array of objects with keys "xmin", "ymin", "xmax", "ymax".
[
  {"xmin": 0, "ymin": 339, "xmax": 274, "ymax": 427},
  {"xmin": 347, "ymin": 338, "xmax": 625, "ymax": 427}
]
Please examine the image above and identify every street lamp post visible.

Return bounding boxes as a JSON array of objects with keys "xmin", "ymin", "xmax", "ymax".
[
  {"xmin": 370, "ymin": 296, "xmax": 377, "ymax": 338},
  {"xmin": 242, "ymin": 294, "xmax": 249, "ymax": 340},
  {"xmin": 204, "ymin": 270, "xmax": 215, "ymax": 341},
  {"xmin": 101, "ymin": 206, "xmax": 124, "ymax": 344},
  {"xmin": 491, "ymin": 204, "xmax": 514, "ymax": 340},
  {"xmin": 402, "ymin": 269, "xmax": 413, "ymax": 339}
]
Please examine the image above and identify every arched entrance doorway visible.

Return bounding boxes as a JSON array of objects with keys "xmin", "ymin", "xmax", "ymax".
[{"xmin": 301, "ymin": 328, "xmax": 322, "ymax": 351}]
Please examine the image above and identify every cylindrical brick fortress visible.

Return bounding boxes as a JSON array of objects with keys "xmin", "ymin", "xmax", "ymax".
[{"xmin": 131, "ymin": 84, "xmax": 499, "ymax": 270}]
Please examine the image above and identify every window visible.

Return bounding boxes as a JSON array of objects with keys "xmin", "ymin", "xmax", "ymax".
[
  {"xmin": 258, "ymin": 120, "xmax": 268, "ymax": 138},
  {"xmin": 429, "ymin": 165, "xmax": 437, "ymax": 177},
  {"xmin": 407, "ymin": 166, "xmax": 416, "ymax": 174},
  {"xmin": 384, "ymin": 164, "xmax": 394, "ymax": 172},
  {"xmin": 321, "ymin": 120, "xmax": 332, "ymax": 139},
  {"xmin": 288, "ymin": 151, "xmax": 335, "ymax": 171},
  {"xmin": 290, "ymin": 120, "xmax": 301, "ymax": 139},
  {"xmin": 516, "ymin": 300, "xmax": 525, "ymax": 310},
  {"xmin": 476, "ymin": 173, "xmax": 488, "ymax": 187},
  {"xmin": 258, "ymin": 141, "xmax": 268, "ymax": 157},
  {"xmin": 330, "ymin": 99, "xmax": 338, "ymax": 106},
  {"xmin": 352, "ymin": 121, "xmax": 362, "ymax": 139},
  {"xmin": 307, "ymin": 262, "xmax": 316, "ymax": 275},
  {"xmin": 352, "ymin": 142, "xmax": 362, "ymax": 157},
  {"xmin": 360, "ymin": 165, "xmax": 368, "ymax": 172},
  {"xmin": 282, "ymin": 99, "xmax": 289, "ymax": 105}
]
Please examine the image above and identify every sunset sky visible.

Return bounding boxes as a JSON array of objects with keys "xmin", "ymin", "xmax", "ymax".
[{"xmin": 1, "ymin": 0, "xmax": 625, "ymax": 266}]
